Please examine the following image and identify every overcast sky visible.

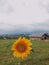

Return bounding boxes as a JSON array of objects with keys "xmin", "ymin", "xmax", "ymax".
[{"xmin": 0, "ymin": 0, "xmax": 49, "ymax": 34}]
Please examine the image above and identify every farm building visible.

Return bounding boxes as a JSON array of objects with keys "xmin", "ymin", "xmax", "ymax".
[
  {"xmin": 41, "ymin": 33, "xmax": 49, "ymax": 40},
  {"xmin": 29, "ymin": 34, "xmax": 42, "ymax": 40},
  {"xmin": 29, "ymin": 33, "xmax": 49, "ymax": 40}
]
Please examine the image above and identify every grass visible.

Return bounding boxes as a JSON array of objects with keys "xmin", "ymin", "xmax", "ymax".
[{"xmin": 0, "ymin": 39, "xmax": 49, "ymax": 65}]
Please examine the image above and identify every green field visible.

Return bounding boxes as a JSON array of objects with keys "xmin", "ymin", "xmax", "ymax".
[{"xmin": 0, "ymin": 39, "xmax": 49, "ymax": 65}]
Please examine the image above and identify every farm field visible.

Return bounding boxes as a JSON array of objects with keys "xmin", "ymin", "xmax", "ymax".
[{"xmin": 0, "ymin": 39, "xmax": 49, "ymax": 65}]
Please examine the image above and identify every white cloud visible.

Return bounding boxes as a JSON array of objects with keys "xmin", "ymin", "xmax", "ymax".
[{"xmin": 0, "ymin": 0, "xmax": 49, "ymax": 34}]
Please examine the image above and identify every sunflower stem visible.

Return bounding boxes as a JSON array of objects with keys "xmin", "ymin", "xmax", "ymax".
[
  {"xmin": 18, "ymin": 62, "xmax": 20, "ymax": 65},
  {"xmin": 17, "ymin": 59, "xmax": 21, "ymax": 65}
]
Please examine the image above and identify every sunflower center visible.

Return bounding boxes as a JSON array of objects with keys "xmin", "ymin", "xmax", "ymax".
[{"xmin": 16, "ymin": 43, "xmax": 26, "ymax": 52}]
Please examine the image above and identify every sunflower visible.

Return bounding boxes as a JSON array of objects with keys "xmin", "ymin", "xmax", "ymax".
[{"xmin": 11, "ymin": 37, "xmax": 32, "ymax": 59}]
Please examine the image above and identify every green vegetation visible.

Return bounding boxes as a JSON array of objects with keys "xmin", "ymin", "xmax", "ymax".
[{"xmin": 0, "ymin": 39, "xmax": 49, "ymax": 65}]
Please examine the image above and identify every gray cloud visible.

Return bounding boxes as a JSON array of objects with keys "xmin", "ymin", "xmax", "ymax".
[{"xmin": 0, "ymin": 20, "xmax": 49, "ymax": 34}]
